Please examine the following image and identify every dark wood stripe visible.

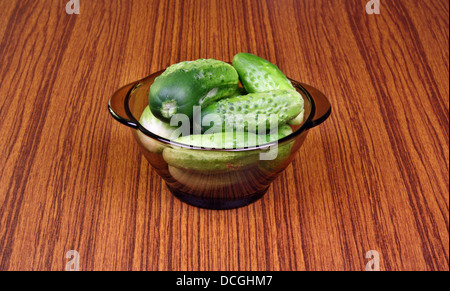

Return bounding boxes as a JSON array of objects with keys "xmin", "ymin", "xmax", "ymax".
[
  {"xmin": 345, "ymin": 0, "xmax": 448, "ymax": 270},
  {"xmin": 0, "ymin": 8, "xmax": 77, "ymax": 269}
]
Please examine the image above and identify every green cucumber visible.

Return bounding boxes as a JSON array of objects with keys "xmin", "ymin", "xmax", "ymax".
[
  {"xmin": 137, "ymin": 106, "xmax": 177, "ymax": 153},
  {"xmin": 277, "ymin": 123, "xmax": 293, "ymax": 138},
  {"xmin": 163, "ymin": 148, "xmax": 259, "ymax": 172},
  {"xmin": 286, "ymin": 110, "xmax": 304, "ymax": 125},
  {"xmin": 162, "ymin": 125, "xmax": 292, "ymax": 172},
  {"xmin": 174, "ymin": 130, "xmax": 283, "ymax": 149},
  {"xmin": 149, "ymin": 59, "xmax": 239, "ymax": 122},
  {"xmin": 232, "ymin": 52, "xmax": 294, "ymax": 93},
  {"xmin": 140, "ymin": 106, "xmax": 177, "ymax": 138},
  {"xmin": 200, "ymin": 89, "xmax": 303, "ymax": 133},
  {"xmin": 259, "ymin": 125, "xmax": 294, "ymax": 171},
  {"xmin": 232, "ymin": 52, "xmax": 304, "ymax": 126},
  {"xmin": 227, "ymin": 86, "xmax": 247, "ymax": 98}
]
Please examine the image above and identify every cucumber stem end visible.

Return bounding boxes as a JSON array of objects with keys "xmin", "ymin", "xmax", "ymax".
[{"xmin": 161, "ymin": 100, "xmax": 178, "ymax": 119}]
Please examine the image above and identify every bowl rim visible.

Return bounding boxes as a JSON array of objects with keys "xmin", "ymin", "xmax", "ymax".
[{"xmin": 118, "ymin": 70, "xmax": 326, "ymax": 152}]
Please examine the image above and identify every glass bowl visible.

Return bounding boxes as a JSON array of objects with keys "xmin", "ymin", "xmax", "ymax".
[{"xmin": 108, "ymin": 69, "xmax": 331, "ymax": 209}]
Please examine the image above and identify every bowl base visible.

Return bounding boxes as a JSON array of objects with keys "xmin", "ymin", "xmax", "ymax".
[{"xmin": 166, "ymin": 184, "xmax": 269, "ymax": 210}]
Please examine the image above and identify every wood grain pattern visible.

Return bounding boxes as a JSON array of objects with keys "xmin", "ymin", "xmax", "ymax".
[{"xmin": 0, "ymin": 0, "xmax": 448, "ymax": 271}]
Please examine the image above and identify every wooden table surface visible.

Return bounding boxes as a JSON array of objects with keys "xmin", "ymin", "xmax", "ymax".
[{"xmin": 0, "ymin": 0, "xmax": 448, "ymax": 271}]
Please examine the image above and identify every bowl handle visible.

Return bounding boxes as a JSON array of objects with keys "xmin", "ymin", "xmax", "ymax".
[
  {"xmin": 108, "ymin": 82, "xmax": 139, "ymax": 129},
  {"xmin": 301, "ymin": 83, "xmax": 332, "ymax": 129}
]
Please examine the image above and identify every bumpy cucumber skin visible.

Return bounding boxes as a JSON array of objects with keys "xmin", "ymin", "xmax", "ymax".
[
  {"xmin": 232, "ymin": 53, "xmax": 294, "ymax": 93},
  {"xmin": 149, "ymin": 59, "xmax": 239, "ymax": 122},
  {"xmin": 200, "ymin": 89, "xmax": 303, "ymax": 133},
  {"xmin": 174, "ymin": 130, "xmax": 286, "ymax": 149},
  {"xmin": 163, "ymin": 124, "xmax": 293, "ymax": 172},
  {"xmin": 232, "ymin": 53, "xmax": 305, "ymax": 126}
]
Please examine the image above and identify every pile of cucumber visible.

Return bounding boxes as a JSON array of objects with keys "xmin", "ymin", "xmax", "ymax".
[{"xmin": 141, "ymin": 53, "xmax": 304, "ymax": 150}]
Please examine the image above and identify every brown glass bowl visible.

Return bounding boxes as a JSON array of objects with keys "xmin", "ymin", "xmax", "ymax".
[{"xmin": 108, "ymin": 70, "xmax": 331, "ymax": 209}]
